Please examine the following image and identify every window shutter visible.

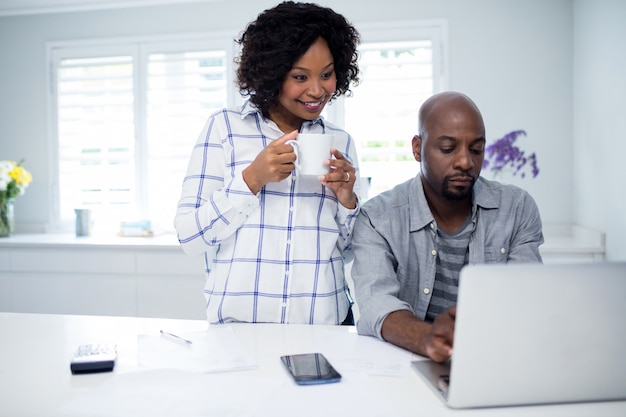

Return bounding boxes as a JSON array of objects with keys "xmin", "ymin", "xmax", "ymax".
[
  {"xmin": 344, "ymin": 40, "xmax": 434, "ymax": 198},
  {"xmin": 54, "ymin": 44, "xmax": 229, "ymax": 233},
  {"xmin": 49, "ymin": 24, "xmax": 445, "ymax": 232},
  {"xmin": 144, "ymin": 49, "xmax": 228, "ymax": 231},
  {"xmin": 56, "ymin": 54, "xmax": 136, "ymax": 227}
]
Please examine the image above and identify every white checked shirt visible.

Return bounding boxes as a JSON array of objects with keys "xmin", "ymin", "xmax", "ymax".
[{"xmin": 174, "ymin": 101, "xmax": 360, "ymax": 325}]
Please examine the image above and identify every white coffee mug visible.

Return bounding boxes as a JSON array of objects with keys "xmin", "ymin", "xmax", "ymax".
[{"xmin": 286, "ymin": 133, "xmax": 334, "ymax": 176}]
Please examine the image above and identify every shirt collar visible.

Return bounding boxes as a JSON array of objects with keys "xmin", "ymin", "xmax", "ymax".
[
  {"xmin": 239, "ymin": 99, "xmax": 327, "ymax": 131},
  {"xmin": 301, "ymin": 117, "xmax": 326, "ymax": 132},
  {"xmin": 408, "ymin": 176, "xmax": 435, "ymax": 232},
  {"xmin": 472, "ymin": 177, "xmax": 500, "ymax": 210},
  {"xmin": 408, "ymin": 175, "xmax": 500, "ymax": 232},
  {"xmin": 240, "ymin": 99, "xmax": 259, "ymax": 119}
]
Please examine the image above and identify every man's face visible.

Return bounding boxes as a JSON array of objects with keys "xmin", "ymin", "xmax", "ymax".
[{"xmin": 413, "ymin": 102, "xmax": 485, "ymax": 201}]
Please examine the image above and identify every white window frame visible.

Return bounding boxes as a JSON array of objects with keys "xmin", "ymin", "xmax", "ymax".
[
  {"xmin": 46, "ymin": 21, "xmax": 447, "ymax": 232},
  {"xmin": 331, "ymin": 20, "xmax": 448, "ymax": 198},
  {"xmin": 326, "ymin": 20, "xmax": 448, "ymax": 126},
  {"xmin": 46, "ymin": 32, "xmax": 239, "ymax": 233}
]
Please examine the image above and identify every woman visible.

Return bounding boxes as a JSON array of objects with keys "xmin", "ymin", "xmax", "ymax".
[{"xmin": 174, "ymin": 1, "xmax": 361, "ymax": 325}]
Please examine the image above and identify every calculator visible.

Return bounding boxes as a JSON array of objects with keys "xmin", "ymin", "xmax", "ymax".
[{"xmin": 70, "ymin": 343, "xmax": 117, "ymax": 374}]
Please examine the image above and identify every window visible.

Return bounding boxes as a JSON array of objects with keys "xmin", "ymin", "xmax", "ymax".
[
  {"xmin": 49, "ymin": 36, "xmax": 235, "ymax": 233},
  {"xmin": 54, "ymin": 51, "xmax": 136, "ymax": 232},
  {"xmin": 345, "ymin": 40, "xmax": 436, "ymax": 198},
  {"xmin": 48, "ymin": 22, "xmax": 446, "ymax": 234},
  {"xmin": 338, "ymin": 21, "xmax": 447, "ymax": 199},
  {"xmin": 143, "ymin": 46, "xmax": 231, "ymax": 234}
]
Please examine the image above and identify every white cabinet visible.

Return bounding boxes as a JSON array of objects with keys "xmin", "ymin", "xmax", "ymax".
[
  {"xmin": 0, "ymin": 234, "xmax": 207, "ymax": 319},
  {"xmin": 540, "ymin": 224, "xmax": 605, "ymax": 264},
  {"xmin": 0, "ymin": 224, "xmax": 606, "ymax": 319}
]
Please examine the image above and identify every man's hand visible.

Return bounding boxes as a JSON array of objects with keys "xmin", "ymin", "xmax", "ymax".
[
  {"xmin": 381, "ymin": 306, "xmax": 456, "ymax": 363},
  {"xmin": 423, "ymin": 306, "xmax": 456, "ymax": 362}
]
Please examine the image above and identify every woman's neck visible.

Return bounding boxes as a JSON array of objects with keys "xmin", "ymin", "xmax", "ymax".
[{"xmin": 268, "ymin": 108, "xmax": 303, "ymax": 134}]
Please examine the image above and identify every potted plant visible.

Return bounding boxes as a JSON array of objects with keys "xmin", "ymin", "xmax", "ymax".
[
  {"xmin": 482, "ymin": 130, "xmax": 539, "ymax": 179},
  {"xmin": 0, "ymin": 160, "xmax": 33, "ymax": 237}
]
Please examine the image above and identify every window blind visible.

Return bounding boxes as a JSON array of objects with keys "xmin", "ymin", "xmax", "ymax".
[
  {"xmin": 343, "ymin": 40, "xmax": 434, "ymax": 198},
  {"xmin": 54, "ymin": 45, "xmax": 229, "ymax": 233},
  {"xmin": 144, "ymin": 49, "xmax": 228, "ymax": 231},
  {"xmin": 56, "ymin": 55, "xmax": 136, "ymax": 226},
  {"xmin": 49, "ymin": 24, "xmax": 445, "ymax": 232}
]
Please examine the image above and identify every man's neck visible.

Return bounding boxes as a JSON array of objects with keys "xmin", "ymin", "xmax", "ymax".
[{"xmin": 422, "ymin": 186, "xmax": 473, "ymax": 234}]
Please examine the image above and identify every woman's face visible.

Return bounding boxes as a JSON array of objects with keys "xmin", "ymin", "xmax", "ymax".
[{"xmin": 269, "ymin": 36, "xmax": 336, "ymax": 133}]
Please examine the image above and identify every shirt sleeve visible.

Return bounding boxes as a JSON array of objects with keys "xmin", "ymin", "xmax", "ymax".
[
  {"xmin": 351, "ymin": 206, "xmax": 414, "ymax": 340},
  {"xmin": 507, "ymin": 190, "xmax": 544, "ymax": 263},
  {"xmin": 173, "ymin": 114, "xmax": 260, "ymax": 256},
  {"xmin": 335, "ymin": 195, "xmax": 360, "ymax": 252},
  {"xmin": 333, "ymin": 132, "xmax": 361, "ymax": 252}
]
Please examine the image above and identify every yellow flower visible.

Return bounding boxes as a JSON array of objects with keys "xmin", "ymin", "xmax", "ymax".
[
  {"xmin": 0, "ymin": 160, "xmax": 33, "ymax": 199},
  {"xmin": 9, "ymin": 165, "xmax": 33, "ymax": 186}
]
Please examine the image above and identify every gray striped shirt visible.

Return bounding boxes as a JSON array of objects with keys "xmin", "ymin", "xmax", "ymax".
[
  {"xmin": 425, "ymin": 215, "xmax": 473, "ymax": 322},
  {"xmin": 352, "ymin": 175, "xmax": 544, "ymax": 340}
]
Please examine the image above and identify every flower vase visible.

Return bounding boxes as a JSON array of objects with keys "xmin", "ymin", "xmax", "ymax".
[{"xmin": 0, "ymin": 198, "xmax": 15, "ymax": 237}]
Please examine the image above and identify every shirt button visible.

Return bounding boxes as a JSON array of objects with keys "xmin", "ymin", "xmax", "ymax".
[
  {"xmin": 430, "ymin": 223, "xmax": 435, "ymax": 229},
  {"xmin": 431, "ymin": 249, "xmax": 437, "ymax": 256},
  {"xmin": 500, "ymin": 248, "xmax": 506, "ymax": 254},
  {"xmin": 285, "ymin": 270, "xmax": 290, "ymax": 276},
  {"xmin": 289, "ymin": 207, "xmax": 294, "ymax": 212},
  {"xmin": 423, "ymin": 288, "xmax": 430, "ymax": 295}
]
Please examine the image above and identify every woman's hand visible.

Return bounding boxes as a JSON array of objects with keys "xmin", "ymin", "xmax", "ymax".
[
  {"xmin": 243, "ymin": 130, "xmax": 298, "ymax": 194},
  {"xmin": 319, "ymin": 148, "xmax": 357, "ymax": 209}
]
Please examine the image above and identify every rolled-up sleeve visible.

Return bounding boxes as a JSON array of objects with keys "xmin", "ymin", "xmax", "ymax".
[
  {"xmin": 174, "ymin": 114, "xmax": 259, "ymax": 256},
  {"xmin": 351, "ymin": 205, "xmax": 414, "ymax": 339},
  {"xmin": 507, "ymin": 191, "xmax": 544, "ymax": 263}
]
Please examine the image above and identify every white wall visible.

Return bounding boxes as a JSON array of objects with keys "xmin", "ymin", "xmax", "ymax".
[
  {"xmin": 0, "ymin": 0, "xmax": 623, "ymax": 259},
  {"xmin": 573, "ymin": 0, "xmax": 626, "ymax": 261}
]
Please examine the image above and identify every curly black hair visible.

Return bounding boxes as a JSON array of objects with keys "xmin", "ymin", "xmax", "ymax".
[{"xmin": 235, "ymin": 1, "xmax": 360, "ymax": 117}]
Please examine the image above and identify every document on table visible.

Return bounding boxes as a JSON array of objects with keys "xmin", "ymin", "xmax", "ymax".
[
  {"xmin": 58, "ymin": 369, "xmax": 279, "ymax": 417},
  {"xmin": 137, "ymin": 326, "xmax": 256, "ymax": 373},
  {"xmin": 58, "ymin": 369, "xmax": 401, "ymax": 417},
  {"xmin": 337, "ymin": 330, "xmax": 414, "ymax": 376},
  {"xmin": 257, "ymin": 374, "xmax": 404, "ymax": 417},
  {"xmin": 295, "ymin": 328, "xmax": 414, "ymax": 377}
]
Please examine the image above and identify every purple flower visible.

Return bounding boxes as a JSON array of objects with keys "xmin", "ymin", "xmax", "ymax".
[{"xmin": 482, "ymin": 130, "xmax": 539, "ymax": 179}]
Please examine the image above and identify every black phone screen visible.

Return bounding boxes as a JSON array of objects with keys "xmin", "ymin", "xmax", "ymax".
[{"xmin": 280, "ymin": 353, "xmax": 342, "ymax": 385}]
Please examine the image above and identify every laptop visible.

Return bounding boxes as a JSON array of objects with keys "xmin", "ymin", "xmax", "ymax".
[{"xmin": 412, "ymin": 262, "xmax": 626, "ymax": 409}]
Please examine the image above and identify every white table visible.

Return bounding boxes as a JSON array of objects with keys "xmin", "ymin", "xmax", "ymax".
[{"xmin": 0, "ymin": 313, "xmax": 624, "ymax": 417}]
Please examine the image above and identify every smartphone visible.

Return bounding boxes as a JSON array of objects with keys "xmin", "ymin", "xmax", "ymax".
[{"xmin": 280, "ymin": 353, "xmax": 342, "ymax": 385}]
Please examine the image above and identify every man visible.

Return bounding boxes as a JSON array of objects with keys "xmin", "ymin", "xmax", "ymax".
[{"xmin": 351, "ymin": 91, "xmax": 543, "ymax": 362}]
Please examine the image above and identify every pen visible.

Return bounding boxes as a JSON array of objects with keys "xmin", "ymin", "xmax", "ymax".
[{"xmin": 160, "ymin": 330, "xmax": 193, "ymax": 346}]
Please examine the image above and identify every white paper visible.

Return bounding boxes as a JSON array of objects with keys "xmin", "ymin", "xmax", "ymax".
[
  {"xmin": 58, "ymin": 369, "xmax": 280, "ymax": 417},
  {"xmin": 287, "ymin": 328, "xmax": 414, "ymax": 377},
  {"xmin": 256, "ymin": 374, "xmax": 403, "ymax": 417},
  {"xmin": 137, "ymin": 326, "xmax": 256, "ymax": 373},
  {"xmin": 337, "ymin": 332, "xmax": 414, "ymax": 376},
  {"xmin": 58, "ymin": 370, "xmax": 404, "ymax": 417}
]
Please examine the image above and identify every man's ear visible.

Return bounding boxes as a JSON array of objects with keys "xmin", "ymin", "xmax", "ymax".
[{"xmin": 412, "ymin": 135, "xmax": 422, "ymax": 162}]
